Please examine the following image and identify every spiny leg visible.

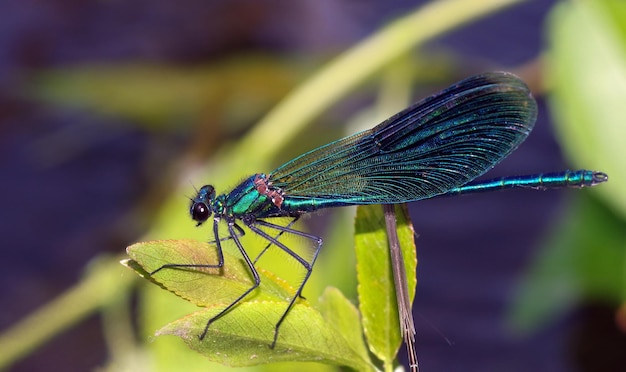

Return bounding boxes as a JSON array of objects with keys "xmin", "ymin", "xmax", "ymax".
[
  {"xmin": 245, "ymin": 217, "xmax": 323, "ymax": 348},
  {"xmin": 199, "ymin": 219, "xmax": 261, "ymax": 340},
  {"xmin": 253, "ymin": 216, "xmax": 300, "ymax": 265},
  {"xmin": 150, "ymin": 217, "xmax": 226, "ymax": 276},
  {"xmin": 207, "ymin": 222, "xmax": 245, "ymax": 245},
  {"xmin": 252, "ymin": 217, "xmax": 308, "ymax": 301}
]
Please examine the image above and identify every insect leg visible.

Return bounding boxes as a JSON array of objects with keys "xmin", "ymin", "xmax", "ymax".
[
  {"xmin": 207, "ymin": 222, "xmax": 245, "ymax": 245},
  {"xmin": 150, "ymin": 217, "xmax": 226, "ymax": 276},
  {"xmin": 199, "ymin": 219, "xmax": 261, "ymax": 340},
  {"xmin": 244, "ymin": 217, "xmax": 323, "ymax": 348},
  {"xmin": 252, "ymin": 216, "xmax": 300, "ymax": 265}
]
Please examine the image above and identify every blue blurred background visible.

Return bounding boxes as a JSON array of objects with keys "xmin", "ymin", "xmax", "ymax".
[{"xmin": 1, "ymin": 0, "xmax": 624, "ymax": 371}]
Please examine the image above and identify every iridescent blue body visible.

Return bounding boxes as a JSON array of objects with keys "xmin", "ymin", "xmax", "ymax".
[
  {"xmin": 204, "ymin": 169, "xmax": 607, "ymax": 221},
  {"xmin": 154, "ymin": 72, "xmax": 607, "ymax": 349}
]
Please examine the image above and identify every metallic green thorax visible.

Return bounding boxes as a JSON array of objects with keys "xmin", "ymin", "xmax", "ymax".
[
  {"xmin": 212, "ymin": 174, "xmax": 354, "ymax": 220},
  {"xmin": 212, "ymin": 175, "xmax": 281, "ymax": 218}
]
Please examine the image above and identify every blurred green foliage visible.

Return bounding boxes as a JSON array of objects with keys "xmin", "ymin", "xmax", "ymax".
[{"xmin": 507, "ymin": 0, "xmax": 626, "ymax": 333}]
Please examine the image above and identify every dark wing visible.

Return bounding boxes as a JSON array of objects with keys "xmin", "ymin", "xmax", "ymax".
[{"xmin": 268, "ymin": 72, "xmax": 537, "ymax": 204}]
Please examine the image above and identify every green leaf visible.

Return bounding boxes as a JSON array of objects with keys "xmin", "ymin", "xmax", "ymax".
[
  {"xmin": 124, "ymin": 240, "xmax": 376, "ymax": 370},
  {"xmin": 157, "ymin": 300, "xmax": 376, "ymax": 371},
  {"xmin": 125, "ymin": 240, "xmax": 291, "ymax": 307},
  {"xmin": 354, "ymin": 205, "xmax": 417, "ymax": 369},
  {"xmin": 546, "ymin": 0, "xmax": 626, "ymax": 221},
  {"xmin": 318, "ymin": 287, "xmax": 371, "ymax": 364}
]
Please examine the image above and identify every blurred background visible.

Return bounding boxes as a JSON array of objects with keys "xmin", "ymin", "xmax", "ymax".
[{"xmin": 1, "ymin": 0, "xmax": 625, "ymax": 371}]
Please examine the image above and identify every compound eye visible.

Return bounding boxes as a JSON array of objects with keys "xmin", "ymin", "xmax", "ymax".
[{"xmin": 191, "ymin": 202, "xmax": 211, "ymax": 223}]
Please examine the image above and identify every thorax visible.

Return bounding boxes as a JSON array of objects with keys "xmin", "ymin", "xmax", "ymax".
[{"xmin": 216, "ymin": 174, "xmax": 282, "ymax": 219}]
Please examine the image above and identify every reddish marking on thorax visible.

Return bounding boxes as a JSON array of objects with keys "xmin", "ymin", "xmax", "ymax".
[{"xmin": 253, "ymin": 175, "xmax": 284, "ymax": 208}]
